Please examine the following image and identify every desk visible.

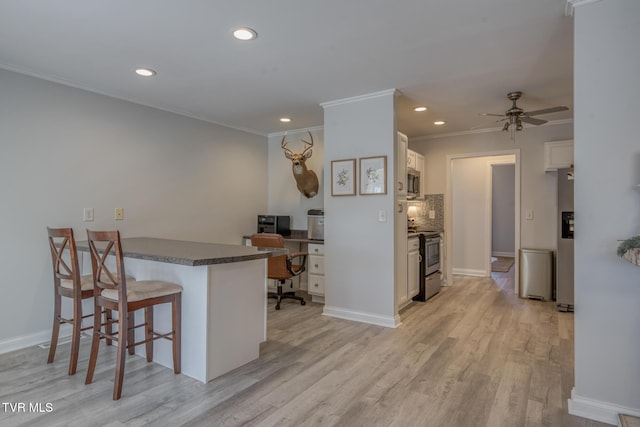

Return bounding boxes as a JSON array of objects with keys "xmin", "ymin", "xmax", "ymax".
[
  {"xmin": 244, "ymin": 231, "xmax": 325, "ymax": 302},
  {"xmin": 76, "ymin": 237, "xmax": 283, "ymax": 383}
]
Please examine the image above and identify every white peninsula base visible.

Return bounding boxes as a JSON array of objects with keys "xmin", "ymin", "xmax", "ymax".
[{"xmin": 124, "ymin": 257, "xmax": 267, "ymax": 383}]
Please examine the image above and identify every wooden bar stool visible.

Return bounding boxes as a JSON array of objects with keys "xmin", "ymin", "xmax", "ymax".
[
  {"xmin": 46, "ymin": 227, "xmax": 96, "ymax": 375},
  {"xmin": 84, "ymin": 230, "xmax": 182, "ymax": 400}
]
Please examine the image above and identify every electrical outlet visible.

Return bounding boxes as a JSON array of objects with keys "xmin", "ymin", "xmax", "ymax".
[
  {"xmin": 429, "ymin": 210, "xmax": 436, "ymax": 219},
  {"xmin": 114, "ymin": 208, "xmax": 124, "ymax": 220},
  {"xmin": 83, "ymin": 208, "xmax": 94, "ymax": 222}
]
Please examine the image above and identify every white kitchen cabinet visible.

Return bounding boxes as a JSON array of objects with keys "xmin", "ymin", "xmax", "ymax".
[
  {"xmin": 415, "ymin": 152, "xmax": 425, "ymax": 197},
  {"xmin": 407, "ymin": 149, "xmax": 417, "ymax": 169},
  {"xmin": 395, "ymin": 132, "xmax": 408, "ymax": 311},
  {"xmin": 399, "ymin": 236, "xmax": 420, "ymax": 309},
  {"xmin": 407, "ymin": 237, "xmax": 420, "ymax": 299},
  {"xmin": 544, "ymin": 140, "xmax": 574, "ymax": 171},
  {"xmin": 396, "ymin": 132, "xmax": 408, "ymax": 197},
  {"xmin": 307, "ymin": 243, "xmax": 325, "ymax": 303}
]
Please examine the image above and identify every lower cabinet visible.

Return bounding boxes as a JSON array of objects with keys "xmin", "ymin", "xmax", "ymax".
[
  {"xmin": 399, "ymin": 237, "xmax": 421, "ymax": 309},
  {"xmin": 308, "ymin": 243, "xmax": 325, "ymax": 303},
  {"xmin": 408, "ymin": 237, "xmax": 420, "ymax": 299}
]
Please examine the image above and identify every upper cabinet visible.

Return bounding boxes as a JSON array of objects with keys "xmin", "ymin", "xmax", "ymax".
[
  {"xmin": 407, "ymin": 150, "xmax": 417, "ymax": 169},
  {"xmin": 396, "ymin": 132, "xmax": 408, "ymax": 197},
  {"xmin": 544, "ymin": 140, "xmax": 574, "ymax": 171},
  {"xmin": 408, "ymin": 148, "xmax": 425, "ymax": 197}
]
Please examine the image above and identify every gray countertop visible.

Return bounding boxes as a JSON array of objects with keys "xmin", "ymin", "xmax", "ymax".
[{"xmin": 76, "ymin": 237, "xmax": 285, "ymax": 267}]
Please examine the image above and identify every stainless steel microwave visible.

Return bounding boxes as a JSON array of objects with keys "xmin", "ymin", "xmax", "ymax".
[{"xmin": 407, "ymin": 168, "xmax": 420, "ymax": 198}]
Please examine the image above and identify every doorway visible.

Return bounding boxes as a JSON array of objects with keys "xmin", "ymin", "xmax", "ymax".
[
  {"xmin": 490, "ymin": 163, "xmax": 516, "ymax": 274},
  {"xmin": 445, "ymin": 150, "xmax": 520, "ymax": 293}
]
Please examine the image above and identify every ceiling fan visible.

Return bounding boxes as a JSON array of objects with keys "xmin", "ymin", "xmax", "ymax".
[{"xmin": 480, "ymin": 91, "xmax": 569, "ymax": 134}]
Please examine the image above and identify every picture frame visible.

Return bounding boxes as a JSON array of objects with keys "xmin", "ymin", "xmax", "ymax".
[
  {"xmin": 331, "ymin": 158, "xmax": 356, "ymax": 196},
  {"xmin": 359, "ymin": 155, "xmax": 387, "ymax": 195}
]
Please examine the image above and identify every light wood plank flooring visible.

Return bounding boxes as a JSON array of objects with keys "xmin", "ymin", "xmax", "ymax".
[{"xmin": 1, "ymin": 270, "xmax": 609, "ymax": 426}]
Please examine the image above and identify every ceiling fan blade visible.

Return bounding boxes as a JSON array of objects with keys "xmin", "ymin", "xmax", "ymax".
[
  {"xmin": 520, "ymin": 116, "xmax": 547, "ymax": 126},
  {"xmin": 525, "ymin": 106, "xmax": 569, "ymax": 116},
  {"xmin": 479, "ymin": 113, "xmax": 505, "ymax": 117}
]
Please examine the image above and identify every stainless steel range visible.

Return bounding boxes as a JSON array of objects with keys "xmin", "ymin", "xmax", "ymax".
[{"xmin": 413, "ymin": 232, "xmax": 442, "ymax": 301}]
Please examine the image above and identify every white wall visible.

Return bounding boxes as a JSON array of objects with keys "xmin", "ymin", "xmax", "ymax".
[
  {"xmin": 412, "ymin": 123, "xmax": 572, "ymax": 252},
  {"xmin": 492, "ymin": 164, "xmax": 516, "ymax": 256},
  {"xmin": 322, "ymin": 90, "xmax": 397, "ymax": 327},
  {"xmin": 452, "ymin": 157, "xmax": 491, "ymax": 275},
  {"xmin": 0, "ymin": 69, "xmax": 268, "ymax": 348},
  {"xmin": 267, "ymin": 129, "xmax": 324, "ymax": 230},
  {"xmin": 570, "ymin": 0, "xmax": 640, "ymax": 423},
  {"xmin": 451, "ymin": 155, "xmax": 515, "ymax": 276}
]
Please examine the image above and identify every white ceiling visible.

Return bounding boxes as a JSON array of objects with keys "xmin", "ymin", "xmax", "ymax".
[{"xmin": 0, "ymin": 1, "xmax": 574, "ymax": 138}]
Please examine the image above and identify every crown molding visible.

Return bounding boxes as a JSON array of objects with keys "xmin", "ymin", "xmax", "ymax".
[
  {"xmin": 565, "ymin": 0, "xmax": 604, "ymax": 16},
  {"xmin": 320, "ymin": 89, "xmax": 398, "ymax": 109}
]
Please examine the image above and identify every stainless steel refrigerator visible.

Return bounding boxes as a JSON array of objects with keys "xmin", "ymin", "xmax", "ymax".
[{"xmin": 556, "ymin": 168, "xmax": 574, "ymax": 312}]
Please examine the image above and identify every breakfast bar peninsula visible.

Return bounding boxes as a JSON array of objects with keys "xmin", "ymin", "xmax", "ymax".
[{"xmin": 76, "ymin": 237, "xmax": 282, "ymax": 383}]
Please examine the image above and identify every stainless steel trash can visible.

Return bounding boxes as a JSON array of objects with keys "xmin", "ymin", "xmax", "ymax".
[{"xmin": 519, "ymin": 249, "xmax": 554, "ymax": 300}]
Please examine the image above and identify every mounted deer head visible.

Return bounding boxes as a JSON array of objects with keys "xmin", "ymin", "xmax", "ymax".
[{"xmin": 281, "ymin": 131, "xmax": 319, "ymax": 198}]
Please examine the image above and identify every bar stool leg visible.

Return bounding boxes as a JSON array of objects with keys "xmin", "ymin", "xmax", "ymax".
[
  {"xmin": 127, "ymin": 312, "xmax": 135, "ymax": 356},
  {"xmin": 145, "ymin": 307, "xmax": 153, "ymax": 362},
  {"xmin": 47, "ymin": 292, "xmax": 62, "ymax": 364},
  {"xmin": 85, "ymin": 302, "xmax": 102, "ymax": 385},
  {"xmin": 68, "ymin": 297, "xmax": 82, "ymax": 375},
  {"xmin": 172, "ymin": 293, "xmax": 182, "ymax": 374},
  {"xmin": 105, "ymin": 309, "xmax": 113, "ymax": 346},
  {"xmin": 113, "ymin": 311, "xmax": 128, "ymax": 400}
]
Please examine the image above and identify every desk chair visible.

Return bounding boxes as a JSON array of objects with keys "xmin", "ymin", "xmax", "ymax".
[
  {"xmin": 251, "ymin": 233, "xmax": 307, "ymax": 310},
  {"xmin": 85, "ymin": 230, "xmax": 183, "ymax": 400},
  {"xmin": 47, "ymin": 227, "xmax": 98, "ymax": 375}
]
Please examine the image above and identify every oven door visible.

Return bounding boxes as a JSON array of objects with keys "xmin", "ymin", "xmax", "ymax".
[{"xmin": 424, "ymin": 237, "xmax": 440, "ymax": 276}]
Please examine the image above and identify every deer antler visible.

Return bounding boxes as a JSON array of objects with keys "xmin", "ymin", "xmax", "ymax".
[
  {"xmin": 281, "ymin": 133, "xmax": 294, "ymax": 156},
  {"xmin": 300, "ymin": 131, "xmax": 314, "ymax": 156}
]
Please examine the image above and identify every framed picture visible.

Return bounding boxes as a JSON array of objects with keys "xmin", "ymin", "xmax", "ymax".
[
  {"xmin": 359, "ymin": 155, "xmax": 387, "ymax": 195},
  {"xmin": 331, "ymin": 159, "xmax": 356, "ymax": 196}
]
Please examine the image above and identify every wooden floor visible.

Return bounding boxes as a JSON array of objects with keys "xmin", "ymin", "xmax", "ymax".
[{"xmin": 1, "ymin": 270, "xmax": 609, "ymax": 427}]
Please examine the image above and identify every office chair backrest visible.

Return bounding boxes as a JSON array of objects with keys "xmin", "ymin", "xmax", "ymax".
[{"xmin": 250, "ymin": 233, "xmax": 289, "ymax": 279}]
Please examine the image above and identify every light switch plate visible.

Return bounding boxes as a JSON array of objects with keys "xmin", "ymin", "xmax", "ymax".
[
  {"xmin": 525, "ymin": 210, "xmax": 534, "ymax": 220},
  {"xmin": 114, "ymin": 208, "xmax": 124, "ymax": 220},
  {"xmin": 83, "ymin": 208, "xmax": 94, "ymax": 222},
  {"xmin": 429, "ymin": 210, "xmax": 436, "ymax": 219},
  {"xmin": 378, "ymin": 210, "xmax": 387, "ymax": 222}
]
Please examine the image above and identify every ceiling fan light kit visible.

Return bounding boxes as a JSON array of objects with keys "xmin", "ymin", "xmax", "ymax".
[{"xmin": 481, "ymin": 91, "xmax": 569, "ymax": 141}]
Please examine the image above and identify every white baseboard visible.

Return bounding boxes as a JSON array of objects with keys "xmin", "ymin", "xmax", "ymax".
[
  {"xmin": 0, "ymin": 325, "xmax": 71, "ymax": 355},
  {"xmin": 569, "ymin": 387, "xmax": 640, "ymax": 426},
  {"xmin": 492, "ymin": 251, "xmax": 515, "ymax": 258},
  {"xmin": 323, "ymin": 305, "xmax": 400, "ymax": 328},
  {"xmin": 452, "ymin": 268, "xmax": 488, "ymax": 277}
]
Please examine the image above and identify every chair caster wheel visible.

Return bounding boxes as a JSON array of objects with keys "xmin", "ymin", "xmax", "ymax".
[{"xmin": 301, "ymin": 300, "xmax": 306, "ymax": 306}]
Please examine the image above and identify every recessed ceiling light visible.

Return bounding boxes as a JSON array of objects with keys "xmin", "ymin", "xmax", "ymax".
[
  {"xmin": 233, "ymin": 27, "xmax": 257, "ymax": 41},
  {"xmin": 434, "ymin": 120, "xmax": 446, "ymax": 126},
  {"xmin": 279, "ymin": 117, "xmax": 292, "ymax": 123},
  {"xmin": 135, "ymin": 68, "xmax": 156, "ymax": 77},
  {"xmin": 414, "ymin": 106, "xmax": 428, "ymax": 112}
]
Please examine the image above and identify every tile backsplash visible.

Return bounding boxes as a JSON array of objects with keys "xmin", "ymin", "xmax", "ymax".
[{"xmin": 408, "ymin": 194, "xmax": 444, "ymax": 231}]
